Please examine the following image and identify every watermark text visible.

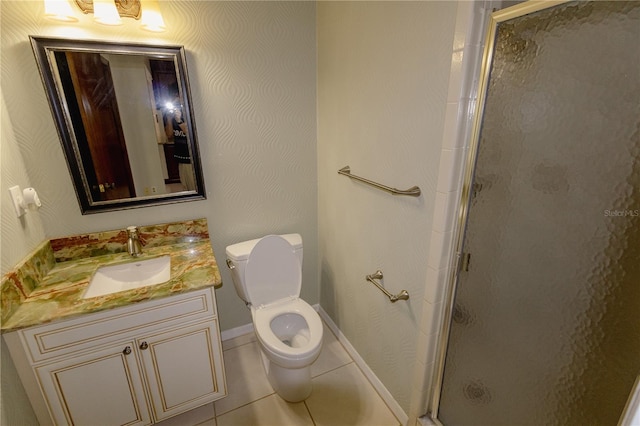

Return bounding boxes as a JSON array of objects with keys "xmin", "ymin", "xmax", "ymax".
[{"xmin": 603, "ymin": 209, "xmax": 639, "ymax": 217}]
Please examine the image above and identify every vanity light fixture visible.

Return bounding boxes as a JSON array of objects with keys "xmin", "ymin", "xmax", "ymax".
[{"xmin": 43, "ymin": 0, "xmax": 165, "ymax": 32}]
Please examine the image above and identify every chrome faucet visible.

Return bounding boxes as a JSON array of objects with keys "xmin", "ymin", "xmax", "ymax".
[{"xmin": 126, "ymin": 226, "xmax": 143, "ymax": 257}]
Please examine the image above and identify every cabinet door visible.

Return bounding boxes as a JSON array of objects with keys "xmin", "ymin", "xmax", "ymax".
[
  {"xmin": 137, "ymin": 320, "xmax": 226, "ymax": 421},
  {"xmin": 36, "ymin": 342, "xmax": 151, "ymax": 426}
]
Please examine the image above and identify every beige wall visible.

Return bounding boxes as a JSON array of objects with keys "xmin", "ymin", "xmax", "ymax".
[
  {"xmin": 1, "ymin": 0, "xmax": 318, "ymax": 328},
  {"xmin": 1, "ymin": 1, "xmax": 316, "ymax": 423},
  {"xmin": 1, "ymin": 88, "xmax": 47, "ymax": 275},
  {"xmin": 317, "ymin": 0, "xmax": 457, "ymax": 415},
  {"xmin": 1, "ymin": 86, "xmax": 44, "ymax": 426}
]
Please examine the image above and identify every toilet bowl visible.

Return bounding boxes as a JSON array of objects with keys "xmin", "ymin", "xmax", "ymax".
[{"xmin": 226, "ymin": 234, "xmax": 323, "ymax": 402}]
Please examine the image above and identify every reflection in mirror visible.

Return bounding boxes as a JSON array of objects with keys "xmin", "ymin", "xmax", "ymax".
[{"xmin": 30, "ymin": 36, "xmax": 206, "ymax": 213}]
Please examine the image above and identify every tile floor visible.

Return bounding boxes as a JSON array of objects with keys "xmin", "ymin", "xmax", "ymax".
[{"xmin": 162, "ymin": 321, "xmax": 401, "ymax": 426}]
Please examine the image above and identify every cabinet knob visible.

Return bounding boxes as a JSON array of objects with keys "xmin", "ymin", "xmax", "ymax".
[
  {"xmin": 122, "ymin": 346, "xmax": 132, "ymax": 355},
  {"xmin": 139, "ymin": 341, "xmax": 149, "ymax": 350}
]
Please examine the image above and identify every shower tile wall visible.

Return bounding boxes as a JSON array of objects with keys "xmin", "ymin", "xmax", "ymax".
[{"xmin": 412, "ymin": 1, "xmax": 494, "ymax": 421}]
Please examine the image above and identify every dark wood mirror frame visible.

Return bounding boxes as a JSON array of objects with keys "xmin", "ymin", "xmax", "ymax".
[{"xmin": 30, "ymin": 36, "xmax": 206, "ymax": 214}]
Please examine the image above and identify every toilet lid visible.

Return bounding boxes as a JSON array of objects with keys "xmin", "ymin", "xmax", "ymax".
[{"xmin": 245, "ymin": 235, "xmax": 301, "ymax": 307}]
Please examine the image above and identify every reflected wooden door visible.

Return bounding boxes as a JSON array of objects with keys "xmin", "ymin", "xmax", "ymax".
[{"xmin": 66, "ymin": 52, "xmax": 135, "ymax": 201}]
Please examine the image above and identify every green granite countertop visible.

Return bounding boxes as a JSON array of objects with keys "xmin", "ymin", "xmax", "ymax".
[{"xmin": 1, "ymin": 219, "xmax": 221, "ymax": 332}]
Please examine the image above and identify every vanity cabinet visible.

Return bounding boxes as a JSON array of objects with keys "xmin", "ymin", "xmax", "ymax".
[
  {"xmin": 34, "ymin": 338, "xmax": 152, "ymax": 425},
  {"xmin": 4, "ymin": 288, "xmax": 227, "ymax": 426}
]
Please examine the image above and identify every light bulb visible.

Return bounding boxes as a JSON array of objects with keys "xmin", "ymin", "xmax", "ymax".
[
  {"xmin": 44, "ymin": 0, "xmax": 78, "ymax": 22},
  {"xmin": 93, "ymin": 0, "xmax": 122, "ymax": 26},
  {"xmin": 140, "ymin": 0, "xmax": 166, "ymax": 32}
]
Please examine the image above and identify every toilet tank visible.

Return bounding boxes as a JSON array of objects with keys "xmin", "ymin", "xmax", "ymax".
[{"xmin": 225, "ymin": 234, "xmax": 302, "ymax": 303}]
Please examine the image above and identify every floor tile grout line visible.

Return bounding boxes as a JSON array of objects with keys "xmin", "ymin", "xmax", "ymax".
[
  {"xmin": 311, "ymin": 359, "xmax": 355, "ymax": 379},
  {"xmin": 303, "ymin": 400, "xmax": 317, "ymax": 426},
  {"xmin": 222, "ymin": 338, "xmax": 257, "ymax": 353},
  {"xmin": 216, "ymin": 392, "xmax": 321, "ymax": 425},
  {"xmin": 214, "ymin": 391, "xmax": 276, "ymax": 419},
  {"xmin": 215, "ymin": 358, "xmax": 356, "ymax": 419},
  {"xmin": 318, "ymin": 324, "xmax": 402, "ymax": 423},
  {"xmin": 217, "ymin": 327, "xmax": 400, "ymax": 425},
  {"xmin": 313, "ymin": 361, "xmax": 401, "ymax": 425},
  {"xmin": 343, "ymin": 360, "xmax": 403, "ymax": 424}
]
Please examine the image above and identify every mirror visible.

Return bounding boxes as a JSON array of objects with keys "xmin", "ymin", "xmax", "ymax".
[{"xmin": 30, "ymin": 36, "xmax": 206, "ymax": 214}]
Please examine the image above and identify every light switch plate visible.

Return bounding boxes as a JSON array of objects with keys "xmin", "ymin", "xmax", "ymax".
[{"xmin": 9, "ymin": 185, "xmax": 26, "ymax": 217}]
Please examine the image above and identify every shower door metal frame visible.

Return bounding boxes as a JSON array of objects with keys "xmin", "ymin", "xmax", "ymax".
[{"xmin": 427, "ymin": 0, "xmax": 570, "ymax": 422}]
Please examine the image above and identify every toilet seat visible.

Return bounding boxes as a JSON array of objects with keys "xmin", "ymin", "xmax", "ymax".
[
  {"xmin": 245, "ymin": 235, "xmax": 322, "ymax": 368},
  {"xmin": 252, "ymin": 298, "xmax": 323, "ymax": 360},
  {"xmin": 245, "ymin": 235, "xmax": 301, "ymax": 308}
]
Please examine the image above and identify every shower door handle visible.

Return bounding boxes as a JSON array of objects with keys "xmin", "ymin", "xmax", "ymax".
[{"xmin": 459, "ymin": 252, "xmax": 471, "ymax": 272}]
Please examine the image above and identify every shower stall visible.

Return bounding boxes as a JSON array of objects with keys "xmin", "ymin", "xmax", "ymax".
[{"xmin": 430, "ymin": 1, "xmax": 640, "ymax": 424}]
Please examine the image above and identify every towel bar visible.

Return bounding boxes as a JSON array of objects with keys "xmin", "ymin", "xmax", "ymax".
[
  {"xmin": 366, "ymin": 270, "xmax": 410, "ymax": 303},
  {"xmin": 338, "ymin": 166, "xmax": 421, "ymax": 197}
]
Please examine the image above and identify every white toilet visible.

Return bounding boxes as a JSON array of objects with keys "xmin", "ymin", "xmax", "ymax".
[{"xmin": 225, "ymin": 234, "xmax": 323, "ymax": 402}]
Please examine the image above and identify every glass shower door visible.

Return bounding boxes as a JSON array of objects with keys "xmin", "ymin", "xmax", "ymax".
[{"xmin": 436, "ymin": 1, "xmax": 640, "ymax": 425}]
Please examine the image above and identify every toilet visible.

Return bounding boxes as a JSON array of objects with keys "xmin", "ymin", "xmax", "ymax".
[{"xmin": 225, "ymin": 234, "xmax": 323, "ymax": 402}]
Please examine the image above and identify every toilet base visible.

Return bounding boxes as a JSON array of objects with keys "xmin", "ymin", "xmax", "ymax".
[{"xmin": 259, "ymin": 350, "xmax": 312, "ymax": 402}]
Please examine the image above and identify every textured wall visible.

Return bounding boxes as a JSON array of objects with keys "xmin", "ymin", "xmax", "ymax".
[
  {"xmin": 0, "ymin": 90, "xmax": 47, "ymax": 275},
  {"xmin": 0, "ymin": 87, "xmax": 43, "ymax": 426},
  {"xmin": 2, "ymin": 2, "xmax": 316, "ymax": 422},
  {"xmin": 1, "ymin": 1, "xmax": 318, "ymax": 331},
  {"xmin": 317, "ymin": 1, "xmax": 457, "ymax": 414}
]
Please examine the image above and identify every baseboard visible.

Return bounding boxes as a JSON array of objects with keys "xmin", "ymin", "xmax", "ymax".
[
  {"xmin": 220, "ymin": 322, "xmax": 254, "ymax": 342},
  {"xmin": 316, "ymin": 306, "xmax": 409, "ymax": 425}
]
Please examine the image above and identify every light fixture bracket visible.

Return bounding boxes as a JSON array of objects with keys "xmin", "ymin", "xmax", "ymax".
[{"xmin": 74, "ymin": 0, "xmax": 141, "ymax": 20}]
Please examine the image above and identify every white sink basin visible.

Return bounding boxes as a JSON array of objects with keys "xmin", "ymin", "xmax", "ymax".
[{"xmin": 83, "ymin": 255, "xmax": 171, "ymax": 299}]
